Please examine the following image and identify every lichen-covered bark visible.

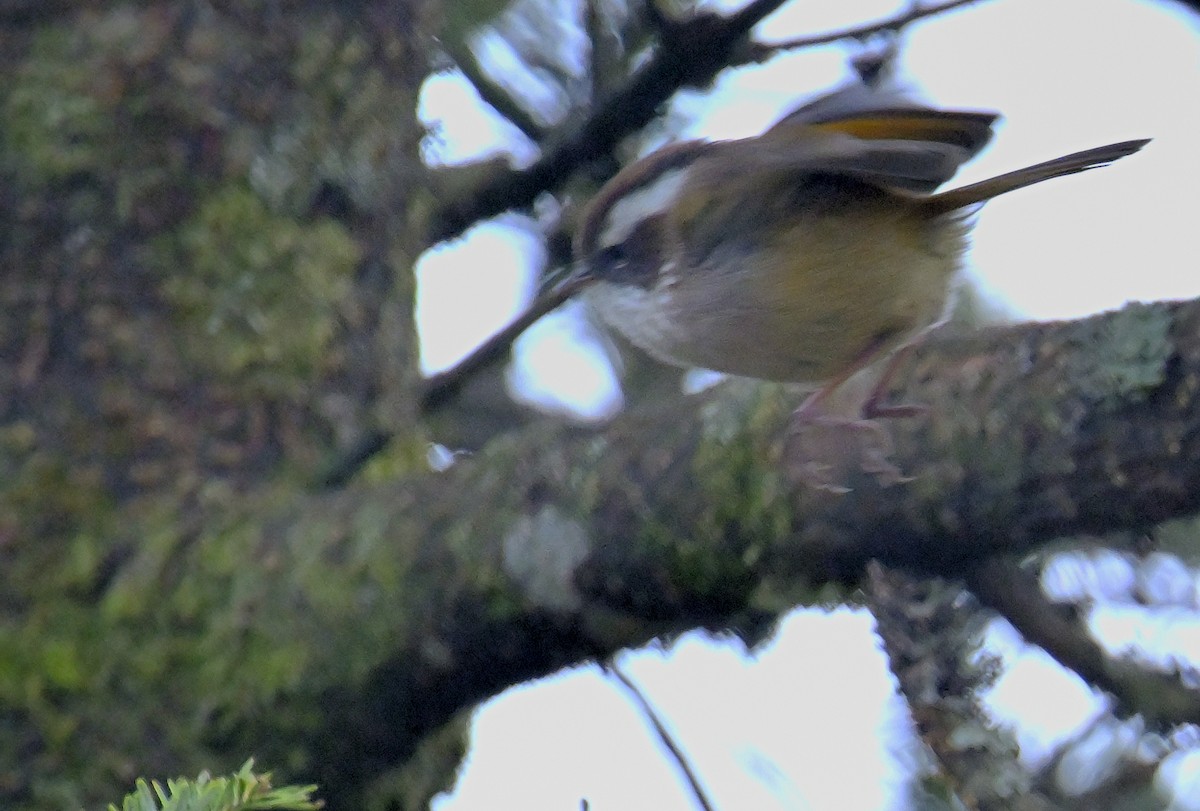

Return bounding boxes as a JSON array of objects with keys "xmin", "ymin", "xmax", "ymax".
[{"xmin": 784, "ymin": 300, "xmax": 1195, "ymax": 581}]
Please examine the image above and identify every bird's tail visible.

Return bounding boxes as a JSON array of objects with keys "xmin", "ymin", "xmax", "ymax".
[{"xmin": 923, "ymin": 138, "xmax": 1150, "ymax": 215}]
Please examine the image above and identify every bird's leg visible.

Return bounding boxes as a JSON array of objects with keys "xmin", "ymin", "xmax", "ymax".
[
  {"xmin": 787, "ymin": 333, "xmax": 926, "ymax": 491},
  {"xmin": 861, "ymin": 340, "xmax": 927, "ymax": 419}
]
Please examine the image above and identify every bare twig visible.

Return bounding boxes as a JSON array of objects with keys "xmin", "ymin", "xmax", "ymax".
[
  {"xmin": 443, "ymin": 38, "xmax": 545, "ymax": 143},
  {"xmin": 967, "ymin": 558, "xmax": 1200, "ymax": 727},
  {"xmin": 315, "ymin": 272, "xmax": 589, "ymax": 488},
  {"xmin": 743, "ymin": 0, "xmax": 985, "ymax": 61},
  {"xmin": 608, "ymin": 659, "xmax": 718, "ymax": 811},
  {"xmin": 420, "ymin": 272, "xmax": 591, "ymax": 413}
]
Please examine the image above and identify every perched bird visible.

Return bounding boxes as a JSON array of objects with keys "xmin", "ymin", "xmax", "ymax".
[{"xmin": 571, "ymin": 85, "xmax": 1147, "ymax": 478}]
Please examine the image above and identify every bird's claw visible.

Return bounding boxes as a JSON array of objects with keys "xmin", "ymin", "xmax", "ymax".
[{"xmin": 786, "ymin": 412, "xmax": 912, "ymax": 492}]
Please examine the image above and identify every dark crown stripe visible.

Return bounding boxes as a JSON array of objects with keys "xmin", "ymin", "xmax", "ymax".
[{"xmin": 576, "ymin": 140, "xmax": 710, "ymax": 256}]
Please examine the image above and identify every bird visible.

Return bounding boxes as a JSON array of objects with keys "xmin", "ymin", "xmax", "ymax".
[{"xmin": 571, "ymin": 84, "xmax": 1147, "ymax": 485}]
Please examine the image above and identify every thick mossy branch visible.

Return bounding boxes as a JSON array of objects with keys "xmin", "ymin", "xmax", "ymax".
[
  {"xmin": 222, "ymin": 297, "xmax": 1200, "ymax": 805},
  {"xmin": 782, "ymin": 300, "xmax": 1196, "ymax": 581},
  {"xmin": 22, "ymin": 295, "xmax": 1186, "ymax": 811}
]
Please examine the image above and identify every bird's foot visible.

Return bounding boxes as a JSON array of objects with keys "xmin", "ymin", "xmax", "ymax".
[{"xmin": 786, "ymin": 411, "xmax": 913, "ymax": 493}]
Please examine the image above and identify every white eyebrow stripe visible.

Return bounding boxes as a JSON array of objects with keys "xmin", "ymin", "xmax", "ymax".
[{"xmin": 597, "ymin": 168, "xmax": 687, "ymax": 249}]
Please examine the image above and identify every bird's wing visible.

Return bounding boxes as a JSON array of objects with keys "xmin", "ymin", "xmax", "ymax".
[{"xmin": 758, "ymin": 107, "xmax": 999, "ymax": 192}]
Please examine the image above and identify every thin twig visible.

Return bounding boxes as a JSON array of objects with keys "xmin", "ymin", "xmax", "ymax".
[
  {"xmin": 966, "ymin": 558, "xmax": 1200, "ymax": 727},
  {"xmin": 420, "ymin": 272, "xmax": 590, "ymax": 412},
  {"xmin": 608, "ymin": 660, "xmax": 718, "ymax": 811},
  {"xmin": 743, "ymin": 0, "xmax": 985, "ymax": 61},
  {"xmin": 315, "ymin": 272, "xmax": 589, "ymax": 489},
  {"xmin": 444, "ymin": 39, "xmax": 545, "ymax": 143}
]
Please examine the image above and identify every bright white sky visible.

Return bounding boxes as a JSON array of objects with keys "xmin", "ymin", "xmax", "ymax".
[{"xmin": 417, "ymin": 1, "xmax": 1200, "ymax": 808}]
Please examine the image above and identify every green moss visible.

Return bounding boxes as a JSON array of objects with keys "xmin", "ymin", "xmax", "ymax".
[
  {"xmin": 0, "ymin": 4, "xmax": 432, "ymax": 807},
  {"xmin": 2, "ymin": 27, "xmax": 117, "ymax": 185},
  {"xmin": 603, "ymin": 382, "xmax": 798, "ymax": 607},
  {"xmin": 0, "ymin": 599, "xmax": 114, "ymax": 756},
  {"xmin": 359, "ymin": 436, "xmax": 436, "ymax": 484},
  {"xmin": 251, "ymin": 26, "xmax": 408, "ymax": 215},
  {"xmin": 694, "ymin": 381, "xmax": 794, "ymax": 550},
  {"xmin": 159, "ymin": 184, "xmax": 360, "ymax": 397},
  {"xmin": 2, "ymin": 15, "xmax": 195, "ymax": 229}
]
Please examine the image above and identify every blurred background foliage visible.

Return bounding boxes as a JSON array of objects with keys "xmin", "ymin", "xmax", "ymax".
[{"xmin": 0, "ymin": 1, "xmax": 440, "ymax": 806}]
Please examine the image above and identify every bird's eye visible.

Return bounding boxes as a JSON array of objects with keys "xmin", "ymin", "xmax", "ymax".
[
  {"xmin": 587, "ymin": 215, "xmax": 665, "ymax": 290},
  {"xmin": 597, "ymin": 243, "xmax": 627, "ymax": 271}
]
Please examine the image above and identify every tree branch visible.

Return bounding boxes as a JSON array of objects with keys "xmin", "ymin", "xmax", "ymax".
[
  {"xmin": 254, "ymin": 296, "xmax": 1200, "ymax": 805},
  {"xmin": 967, "ymin": 558, "xmax": 1200, "ymax": 727},
  {"xmin": 608, "ymin": 660, "xmax": 717, "ymax": 811},
  {"xmin": 742, "ymin": 0, "xmax": 986, "ymax": 62},
  {"xmin": 424, "ymin": 0, "xmax": 790, "ymax": 245},
  {"xmin": 443, "ymin": 38, "xmax": 545, "ymax": 143},
  {"xmin": 865, "ymin": 564, "xmax": 1060, "ymax": 811}
]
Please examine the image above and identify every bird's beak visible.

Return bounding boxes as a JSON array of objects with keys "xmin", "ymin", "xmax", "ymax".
[{"xmin": 545, "ymin": 259, "xmax": 596, "ymax": 298}]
